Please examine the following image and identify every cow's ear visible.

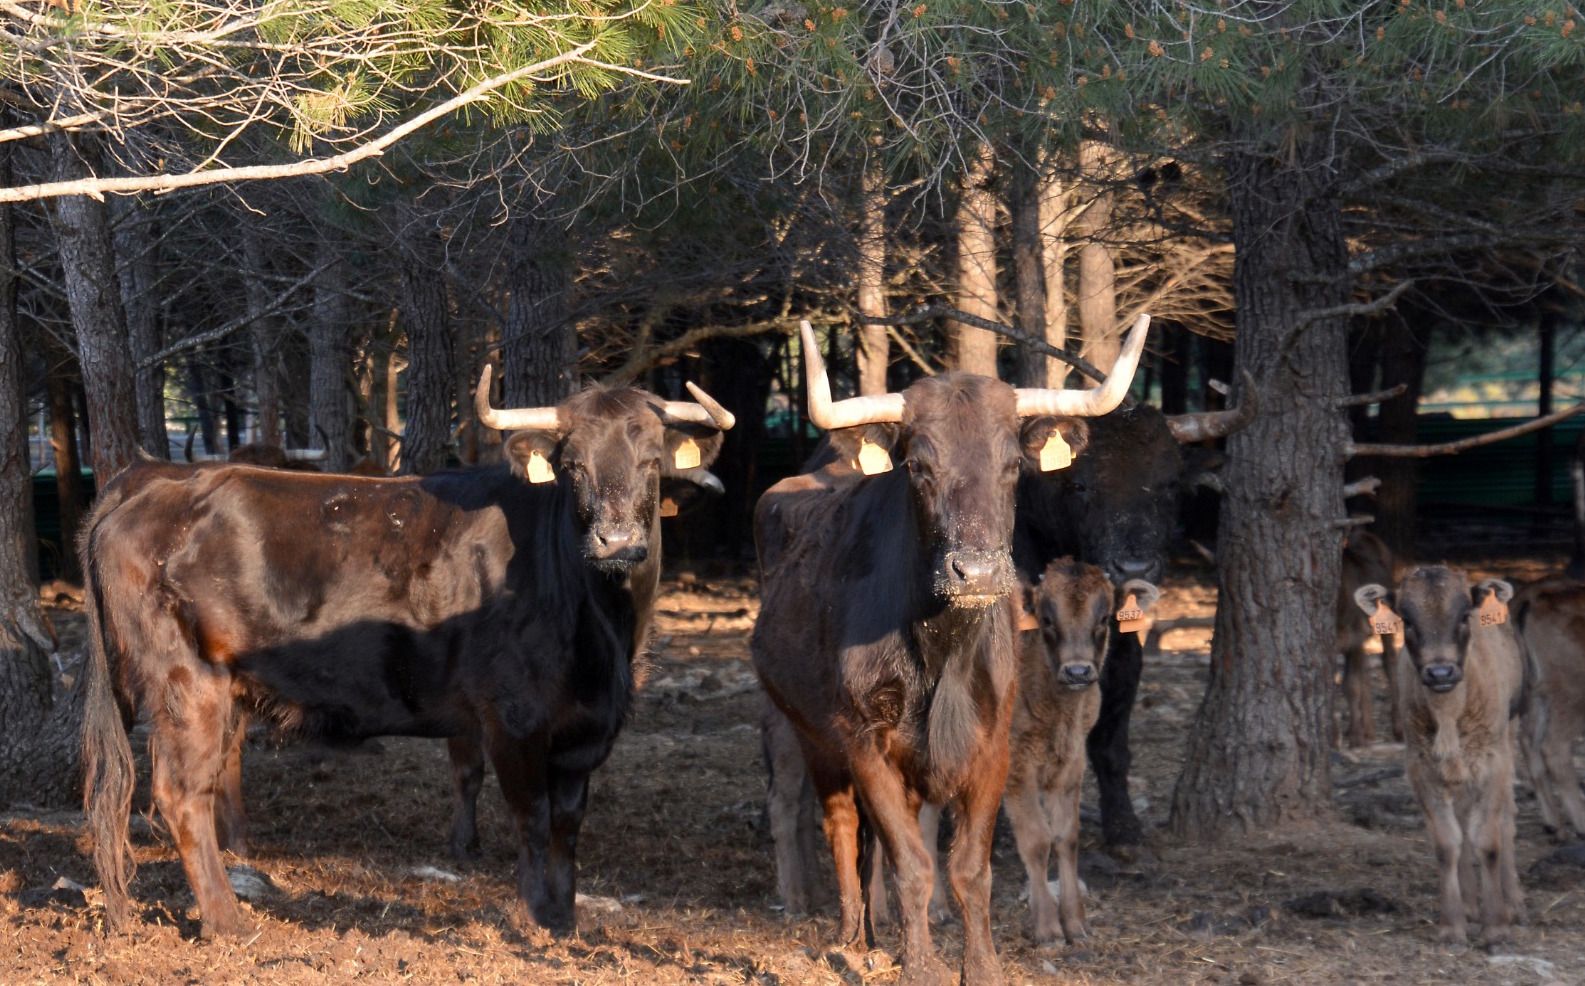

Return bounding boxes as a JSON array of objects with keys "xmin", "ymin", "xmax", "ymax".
[
  {"xmin": 1353, "ymin": 583, "xmax": 1392, "ymax": 618},
  {"xmin": 1472, "ymin": 578, "xmax": 1514, "ymax": 606},
  {"xmin": 504, "ymin": 431, "xmax": 562, "ymax": 484},
  {"xmin": 1020, "ymin": 417, "xmax": 1090, "ymax": 471},
  {"xmin": 662, "ymin": 426, "xmax": 725, "ymax": 477},
  {"xmin": 826, "ymin": 423, "xmax": 901, "ymax": 475}
]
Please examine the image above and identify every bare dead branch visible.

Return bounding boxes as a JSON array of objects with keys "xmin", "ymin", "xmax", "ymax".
[
  {"xmin": 1295, "ymin": 279, "xmax": 1414, "ymax": 327},
  {"xmin": 1335, "ymin": 383, "xmax": 1408, "ymax": 408},
  {"xmin": 139, "ymin": 259, "xmax": 333, "ymax": 368},
  {"xmin": 856, "ymin": 304, "xmax": 1114, "ymax": 385},
  {"xmin": 1342, "ymin": 476, "xmax": 1381, "ymax": 498},
  {"xmin": 1348, "ymin": 403, "xmax": 1585, "ymax": 458}
]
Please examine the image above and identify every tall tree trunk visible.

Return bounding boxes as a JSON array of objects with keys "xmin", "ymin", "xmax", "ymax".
[
  {"xmin": 45, "ymin": 362, "xmax": 84, "ymax": 583},
  {"xmin": 0, "ymin": 134, "xmax": 80, "ymax": 807},
  {"xmin": 502, "ymin": 214, "xmax": 575, "ymax": 406},
  {"xmin": 856, "ymin": 160, "xmax": 890, "ymax": 396},
  {"xmin": 1369, "ymin": 313, "xmax": 1429, "ymax": 558},
  {"xmin": 1568, "ymin": 427, "xmax": 1585, "ymax": 579},
  {"xmin": 1010, "ymin": 154, "xmax": 1049, "ymax": 390},
  {"xmin": 1074, "ymin": 140, "xmax": 1119, "ymax": 374},
  {"xmin": 310, "ymin": 233, "xmax": 353, "ymax": 470},
  {"xmin": 399, "ymin": 208, "xmax": 454, "ymax": 475},
  {"xmin": 1038, "ymin": 160, "xmax": 1072, "ymax": 386},
  {"xmin": 242, "ymin": 226, "xmax": 281, "ymax": 447},
  {"xmin": 48, "ymin": 134, "xmax": 139, "ymax": 481},
  {"xmin": 282, "ymin": 330, "xmax": 311, "ymax": 448},
  {"xmin": 110, "ymin": 196, "xmax": 166, "ymax": 457},
  {"xmin": 951, "ymin": 142, "xmax": 999, "ymax": 376},
  {"xmin": 1170, "ymin": 147, "xmax": 1351, "ymax": 840}
]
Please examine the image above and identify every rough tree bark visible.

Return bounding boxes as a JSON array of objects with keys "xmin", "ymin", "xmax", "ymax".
[
  {"xmin": 1169, "ymin": 146, "xmax": 1351, "ymax": 840},
  {"xmin": 110, "ymin": 196, "xmax": 166, "ymax": 457},
  {"xmin": 951, "ymin": 142, "xmax": 999, "ymax": 376},
  {"xmin": 1010, "ymin": 153, "xmax": 1049, "ymax": 389},
  {"xmin": 47, "ymin": 134, "xmax": 139, "ymax": 481},
  {"xmin": 1074, "ymin": 140, "xmax": 1119, "ymax": 374},
  {"xmin": 242, "ymin": 225, "xmax": 281, "ymax": 447},
  {"xmin": 45, "ymin": 360, "xmax": 84, "ymax": 583},
  {"xmin": 310, "ymin": 231, "xmax": 353, "ymax": 470},
  {"xmin": 501, "ymin": 213, "xmax": 575, "ymax": 406},
  {"xmin": 1369, "ymin": 312, "xmax": 1429, "ymax": 558},
  {"xmin": 0, "ymin": 135, "xmax": 81, "ymax": 808},
  {"xmin": 855, "ymin": 160, "xmax": 890, "ymax": 396},
  {"xmin": 398, "ymin": 206, "xmax": 454, "ymax": 475}
]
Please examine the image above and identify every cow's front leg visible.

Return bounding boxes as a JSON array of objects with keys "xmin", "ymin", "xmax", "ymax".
[
  {"xmin": 1087, "ymin": 635, "xmax": 1144, "ymax": 847},
  {"xmin": 947, "ymin": 735, "xmax": 1010, "ymax": 986},
  {"xmin": 1422, "ymin": 792, "xmax": 1467, "ymax": 944},
  {"xmin": 848, "ymin": 744, "xmax": 951, "ymax": 986},
  {"xmin": 545, "ymin": 765, "xmax": 592, "ymax": 927},
  {"xmin": 486, "ymin": 730, "xmax": 560, "ymax": 933}
]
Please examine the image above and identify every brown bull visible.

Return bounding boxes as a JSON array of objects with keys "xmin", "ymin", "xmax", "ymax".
[
  {"xmin": 1338, "ymin": 531, "xmax": 1400, "ymax": 746},
  {"xmin": 752, "ymin": 316, "xmax": 1148, "ymax": 985},
  {"xmin": 1514, "ymin": 575, "xmax": 1585, "ymax": 839},
  {"xmin": 1354, "ymin": 567, "xmax": 1526, "ymax": 945}
]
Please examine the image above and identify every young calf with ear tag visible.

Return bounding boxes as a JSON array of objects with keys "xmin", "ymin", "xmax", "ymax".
[
  {"xmin": 1004, "ymin": 561, "xmax": 1157, "ymax": 944},
  {"xmin": 1352, "ymin": 567, "xmax": 1526, "ymax": 946}
]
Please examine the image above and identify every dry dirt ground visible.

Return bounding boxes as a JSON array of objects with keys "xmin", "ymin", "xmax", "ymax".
[{"xmin": 4, "ymin": 555, "xmax": 1585, "ymax": 985}]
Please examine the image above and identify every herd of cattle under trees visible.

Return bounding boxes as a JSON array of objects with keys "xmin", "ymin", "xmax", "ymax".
[{"xmin": 69, "ymin": 315, "xmax": 1585, "ymax": 984}]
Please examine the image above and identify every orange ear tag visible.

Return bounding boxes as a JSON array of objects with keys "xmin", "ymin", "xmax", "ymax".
[
  {"xmin": 856, "ymin": 438, "xmax": 892, "ymax": 476},
  {"xmin": 659, "ymin": 497, "xmax": 679, "ymax": 518},
  {"xmin": 1477, "ymin": 593, "xmax": 1509, "ymax": 627},
  {"xmin": 1116, "ymin": 593, "xmax": 1150, "ymax": 642},
  {"xmin": 1016, "ymin": 603, "xmax": 1040, "ymax": 632},
  {"xmin": 1039, "ymin": 431, "xmax": 1073, "ymax": 472},
  {"xmin": 526, "ymin": 450, "xmax": 556, "ymax": 485},
  {"xmin": 673, "ymin": 438, "xmax": 701, "ymax": 470},
  {"xmin": 1370, "ymin": 600, "xmax": 1403, "ymax": 636}
]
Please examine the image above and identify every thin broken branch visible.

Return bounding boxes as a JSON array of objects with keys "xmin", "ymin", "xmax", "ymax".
[
  {"xmin": 856, "ymin": 304, "xmax": 1113, "ymax": 385},
  {"xmin": 1335, "ymin": 384, "xmax": 1408, "ymax": 408}
]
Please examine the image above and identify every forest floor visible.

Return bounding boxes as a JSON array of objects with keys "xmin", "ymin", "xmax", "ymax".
[{"xmin": 3, "ymin": 553, "xmax": 1584, "ymax": 985}]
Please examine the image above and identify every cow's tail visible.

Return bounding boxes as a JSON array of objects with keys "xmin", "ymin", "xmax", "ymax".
[{"xmin": 80, "ymin": 545, "xmax": 135, "ymax": 931}]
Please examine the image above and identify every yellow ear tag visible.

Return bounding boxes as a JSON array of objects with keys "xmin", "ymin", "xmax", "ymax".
[
  {"xmin": 526, "ymin": 450, "xmax": 555, "ymax": 485},
  {"xmin": 673, "ymin": 438, "xmax": 701, "ymax": 470},
  {"xmin": 1477, "ymin": 593, "xmax": 1509, "ymax": 628},
  {"xmin": 659, "ymin": 497, "xmax": 679, "ymax": 518},
  {"xmin": 1370, "ymin": 600, "xmax": 1403, "ymax": 636},
  {"xmin": 1039, "ymin": 431, "xmax": 1073, "ymax": 472},
  {"xmin": 1016, "ymin": 603, "xmax": 1040, "ymax": 633},
  {"xmin": 856, "ymin": 438, "xmax": 892, "ymax": 476}
]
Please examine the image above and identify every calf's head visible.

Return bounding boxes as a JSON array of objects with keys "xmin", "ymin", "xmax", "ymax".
[
  {"xmin": 1023, "ymin": 560, "xmax": 1160, "ymax": 689},
  {"xmin": 1353, "ymin": 566, "xmax": 1514, "ymax": 693},
  {"xmin": 477, "ymin": 368, "xmax": 733, "ymax": 573},
  {"xmin": 799, "ymin": 316, "xmax": 1151, "ymax": 608}
]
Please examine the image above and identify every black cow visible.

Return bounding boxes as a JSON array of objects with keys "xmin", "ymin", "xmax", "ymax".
[
  {"xmin": 1012, "ymin": 390, "xmax": 1253, "ymax": 847},
  {"xmin": 752, "ymin": 317, "xmax": 1148, "ymax": 985},
  {"xmin": 80, "ymin": 371, "xmax": 732, "ymax": 939}
]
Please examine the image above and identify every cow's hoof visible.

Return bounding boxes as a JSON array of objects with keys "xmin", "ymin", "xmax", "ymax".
[
  {"xmin": 449, "ymin": 841, "xmax": 482, "ymax": 864},
  {"xmin": 199, "ymin": 911, "xmax": 255, "ymax": 940},
  {"xmin": 1062, "ymin": 922, "xmax": 1091, "ymax": 944},
  {"xmin": 897, "ymin": 955, "xmax": 954, "ymax": 986},
  {"xmin": 1436, "ymin": 925, "xmax": 1468, "ymax": 946},
  {"xmin": 959, "ymin": 953, "xmax": 1005, "ymax": 986}
]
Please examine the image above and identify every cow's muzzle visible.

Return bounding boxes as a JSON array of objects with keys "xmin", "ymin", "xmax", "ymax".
[
  {"xmin": 588, "ymin": 528, "xmax": 649, "ymax": 570},
  {"xmin": 1108, "ymin": 557, "xmax": 1162, "ymax": 585},
  {"xmin": 938, "ymin": 549, "xmax": 1014, "ymax": 607},
  {"xmin": 1058, "ymin": 662, "xmax": 1099, "ymax": 690},
  {"xmin": 1420, "ymin": 663, "xmax": 1462, "ymax": 692}
]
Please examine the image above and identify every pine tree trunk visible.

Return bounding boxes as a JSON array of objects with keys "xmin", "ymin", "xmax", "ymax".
[
  {"xmin": 243, "ymin": 227, "xmax": 282, "ymax": 447},
  {"xmin": 502, "ymin": 214, "xmax": 575, "ymax": 406},
  {"xmin": 1010, "ymin": 155, "xmax": 1049, "ymax": 389},
  {"xmin": 1038, "ymin": 160, "xmax": 1072, "ymax": 386},
  {"xmin": 399, "ymin": 209, "xmax": 454, "ymax": 475},
  {"xmin": 1169, "ymin": 147, "xmax": 1351, "ymax": 840},
  {"xmin": 856, "ymin": 161, "xmax": 890, "ymax": 396},
  {"xmin": 45, "ymin": 363, "xmax": 85, "ymax": 583},
  {"xmin": 48, "ymin": 134, "xmax": 140, "ymax": 481},
  {"xmin": 1370, "ymin": 316, "xmax": 1429, "ymax": 559},
  {"xmin": 0, "ymin": 139, "xmax": 80, "ymax": 808},
  {"xmin": 1074, "ymin": 140, "xmax": 1119, "ymax": 374},
  {"xmin": 110, "ymin": 197, "xmax": 166, "ymax": 457},
  {"xmin": 311, "ymin": 235, "xmax": 353, "ymax": 470},
  {"xmin": 952, "ymin": 142, "xmax": 999, "ymax": 376}
]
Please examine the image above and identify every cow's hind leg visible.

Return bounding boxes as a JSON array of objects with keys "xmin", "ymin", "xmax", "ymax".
[
  {"xmin": 1087, "ymin": 636, "xmax": 1144, "ymax": 848},
  {"xmin": 213, "ymin": 708, "xmax": 248, "ymax": 856},
  {"xmin": 149, "ymin": 666, "xmax": 250, "ymax": 938},
  {"xmin": 448, "ymin": 729, "xmax": 487, "ymax": 862},
  {"xmin": 763, "ymin": 707, "xmax": 819, "ymax": 915},
  {"xmin": 807, "ymin": 759, "xmax": 865, "ymax": 947}
]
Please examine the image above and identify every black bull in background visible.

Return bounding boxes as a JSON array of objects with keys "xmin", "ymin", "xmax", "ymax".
[{"xmin": 79, "ymin": 372, "xmax": 733, "ymax": 940}]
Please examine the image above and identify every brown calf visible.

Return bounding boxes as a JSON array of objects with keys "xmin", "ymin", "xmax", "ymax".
[
  {"xmin": 1514, "ymin": 576, "xmax": 1585, "ymax": 839},
  {"xmin": 1353, "ymin": 567, "xmax": 1526, "ymax": 945},
  {"xmin": 1338, "ymin": 531, "xmax": 1400, "ymax": 747}
]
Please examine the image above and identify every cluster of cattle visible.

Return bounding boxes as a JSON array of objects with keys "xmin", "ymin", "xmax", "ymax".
[{"xmin": 75, "ymin": 317, "xmax": 1585, "ymax": 983}]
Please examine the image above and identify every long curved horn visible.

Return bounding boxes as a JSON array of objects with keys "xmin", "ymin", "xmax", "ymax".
[
  {"xmin": 1166, "ymin": 369, "xmax": 1259, "ymax": 443},
  {"xmin": 1015, "ymin": 313, "xmax": 1152, "ymax": 418},
  {"xmin": 801, "ymin": 320, "xmax": 905, "ymax": 430},
  {"xmin": 661, "ymin": 382, "xmax": 736, "ymax": 430},
  {"xmin": 475, "ymin": 365, "xmax": 560, "ymax": 432}
]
